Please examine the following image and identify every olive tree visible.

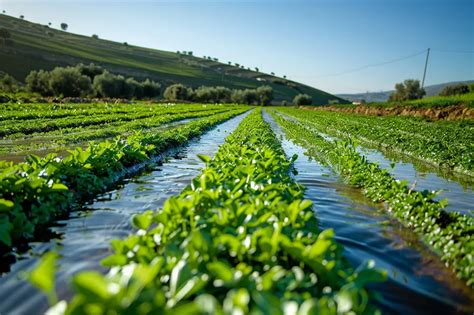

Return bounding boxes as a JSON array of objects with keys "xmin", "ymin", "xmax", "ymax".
[
  {"xmin": 49, "ymin": 67, "xmax": 92, "ymax": 97},
  {"xmin": 25, "ymin": 70, "xmax": 53, "ymax": 96},
  {"xmin": 163, "ymin": 84, "xmax": 190, "ymax": 101},
  {"xmin": 293, "ymin": 94, "xmax": 312, "ymax": 105},
  {"xmin": 256, "ymin": 85, "xmax": 273, "ymax": 106},
  {"xmin": 389, "ymin": 79, "xmax": 425, "ymax": 101}
]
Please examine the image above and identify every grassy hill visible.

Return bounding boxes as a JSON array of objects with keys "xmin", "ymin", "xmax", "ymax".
[
  {"xmin": 337, "ymin": 80, "xmax": 474, "ymax": 103},
  {"xmin": 0, "ymin": 14, "xmax": 347, "ymax": 104}
]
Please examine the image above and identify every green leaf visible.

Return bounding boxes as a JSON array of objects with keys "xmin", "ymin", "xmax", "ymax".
[
  {"xmin": 51, "ymin": 183, "xmax": 68, "ymax": 191},
  {"xmin": 354, "ymin": 268, "xmax": 387, "ymax": 287},
  {"xmin": 0, "ymin": 216, "xmax": 13, "ymax": 246},
  {"xmin": 207, "ymin": 261, "xmax": 233, "ymax": 282},
  {"xmin": 132, "ymin": 211, "xmax": 153, "ymax": 230},
  {"xmin": 101, "ymin": 254, "xmax": 127, "ymax": 267},
  {"xmin": 298, "ymin": 299, "xmax": 319, "ymax": 315},
  {"xmin": 306, "ymin": 238, "xmax": 332, "ymax": 258},
  {"xmin": 73, "ymin": 271, "xmax": 110, "ymax": 300},
  {"xmin": 298, "ymin": 199, "xmax": 313, "ymax": 211},
  {"xmin": 197, "ymin": 154, "xmax": 211, "ymax": 163},
  {"xmin": 0, "ymin": 199, "xmax": 14, "ymax": 212},
  {"xmin": 28, "ymin": 252, "xmax": 58, "ymax": 304}
]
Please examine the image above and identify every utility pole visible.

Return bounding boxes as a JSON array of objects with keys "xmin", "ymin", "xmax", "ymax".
[{"xmin": 421, "ymin": 48, "xmax": 430, "ymax": 89}]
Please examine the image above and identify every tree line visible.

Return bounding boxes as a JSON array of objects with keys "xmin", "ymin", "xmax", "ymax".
[
  {"xmin": 162, "ymin": 84, "xmax": 275, "ymax": 105},
  {"xmin": 0, "ymin": 63, "xmax": 317, "ymax": 105},
  {"xmin": 24, "ymin": 64, "xmax": 162, "ymax": 99}
]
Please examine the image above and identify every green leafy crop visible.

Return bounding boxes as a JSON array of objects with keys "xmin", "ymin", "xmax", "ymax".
[
  {"xmin": 270, "ymin": 108, "xmax": 473, "ymax": 287},
  {"xmin": 43, "ymin": 109, "xmax": 385, "ymax": 314},
  {"xmin": 0, "ymin": 108, "xmax": 248, "ymax": 253}
]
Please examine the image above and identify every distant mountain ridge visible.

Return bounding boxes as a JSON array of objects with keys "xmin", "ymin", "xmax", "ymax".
[{"xmin": 337, "ymin": 80, "xmax": 474, "ymax": 103}]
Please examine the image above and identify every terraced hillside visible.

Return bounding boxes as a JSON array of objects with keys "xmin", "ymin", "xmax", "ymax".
[{"xmin": 0, "ymin": 14, "xmax": 347, "ymax": 104}]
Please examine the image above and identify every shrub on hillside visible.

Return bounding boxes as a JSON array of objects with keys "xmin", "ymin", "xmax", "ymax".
[
  {"xmin": 256, "ymin": 85, "xmax": 273, "ymax": 106},
  {"xmin": 163, "ymin": 83, "xmax": 190, "ymax": 101},
  {"xmin": 49, "ymin": 67, "xmax": 92, "ymax": 97},
  {"xmin": 76, "ymin": 63, "xmax": 104, "ymax": 80},
  {"xmin": 93, "ymin": 71, "xmax": 126, "ymax": 98},
  {"xmin": 124, "ymin": 77, "xmax": 142, "ymax": 99},
  {"xmin": 0, "ymin": 74, "xmax": 19, "ymax": 93},
  {"xmin": 439, "ymin": 83, "xmax": 470, "ymax": 96},
  {"xmin": 231, "ymin": 89, "xmax": 258, "ymax": 105},
  {"xmin": 389, "ymin": 79, "xmax": 425, "ymax": 101},
  {"xmin": 293, "ymin": 93, "xmax": 312, "ymax": 105},
  {"xmin": 141, "ymin": 79, "xmax": 161, "ymax": 98},
  {"xmin": 25, "ymin": 70, "xmax": 53, "ymax": 96},
  {"xmin": 193, "ymin": 86, "xmax": 232, "ymax": 103}
]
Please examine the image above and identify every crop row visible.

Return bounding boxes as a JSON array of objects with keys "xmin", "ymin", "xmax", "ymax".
[
  {"xmin": 0, "ymin": 108, "xmax": 248, "ymax": 253},
  {"xmin": 1, "ymin": 104, "xmax": 232, "ymax": 138},
  {"xmin": 1, "ymin": 105, "xmax": 136, "ymax": 121},
  {"xmin": 37, "ymin": 109, "xmax": 385, "ymax": 314},
  {"xmin": 0, "ymin": 103, "xmax": 221, "ymax": 123},
  {"xmin": 276, "ymin": 107, "xmax": 474, "ymax": 175},
  {"xmin": 3, "ymin": 107, "xmax": 232, "ymax": 140},
  {"xmin": 0, "ymin": 107, "xmax": 235, "ymax": 155},
  {"xmin": 270, "ymin": 109, "xmax": 474, "ymax": 287}
]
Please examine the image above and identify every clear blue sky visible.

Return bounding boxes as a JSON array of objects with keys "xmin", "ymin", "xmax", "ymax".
[{"xmin": 1, "ymin": 0, "xmax": 473, "ymax": 93}]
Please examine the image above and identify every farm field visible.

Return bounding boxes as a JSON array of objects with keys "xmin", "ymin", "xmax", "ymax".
[
  {"xmin": 1, "ymin": 0, "xmax": 473, "ymax": 313},
  {"xmin": 0, "ymin": 103, "xmax": 244, "ymax": 160},
  {"xmin": 0, "ymin": 105, "xmax": 473, "ymax": 314}
]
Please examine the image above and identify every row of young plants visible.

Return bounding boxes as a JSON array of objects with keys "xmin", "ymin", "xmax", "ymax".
[
  {"xmin": 0, "ymin": 108, "xmax": 248, "ymax": 253},
  {"xmin": 0, "ymin": 107, "xmax": 234, "ymax": 154},
  {"xmin": 0, "ymin": 102, "xmax": 221, "ymax": 122},
  {"xmin": 4, "ymin": 109, "xmax": 234, "ymax": 141},
  {"xmin": 0, "ymin": 102, "xmax": 154, "ymax": 120},
  {"xmin": 269, "ymin": 109, "xmax": 474, "ymax": 287},
  {"xmin": 1, "ymin": 104, "xmax": 232, "ymax": 138},
  {"xmin": 36, "ymin": 109, "xmax": 385, "ymax": 314},
  {"xmin": 277, "ymin": 107, "xmax": 474, "ymax": 175}
]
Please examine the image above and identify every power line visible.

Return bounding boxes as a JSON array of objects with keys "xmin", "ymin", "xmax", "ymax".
[
  {"xmin": 313, "ymin": 49, "xmax": 427, "ymax": 78},
  {"xmin": 431, "ymin": 49, "xmax": 474, "ymax": 54}
]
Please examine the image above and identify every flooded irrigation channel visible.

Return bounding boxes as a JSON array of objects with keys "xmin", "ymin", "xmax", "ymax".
[
  {"xmin": 264, "ymin": 112, "xmax": 474, "ymax": 315},
  {"xmin": 358, "ymin": 146, "xmax": 473, "ymax": 215},
  {"xmin": 276, "ymin": 111, "xmax": 474, "ymax": 215},
  {"xmin": 0, "ymin": 112, "xmax": 249, "ymax": 315}
]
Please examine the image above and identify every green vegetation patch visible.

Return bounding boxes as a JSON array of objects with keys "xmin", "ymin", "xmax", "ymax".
[
  {"xmin": 0, "ymin": 108, "xmax": 247, "ymax": 252},
  {"xmin": 270, "ymin": 109, "xmax": 474, "ymax": 287},
  {"xmin": 277, "ymin": 107, "xmax": 474, "ymax": 176},
  {"xmin": 40, "ymin": 109, "xmax": 385, "ymax": 314}
]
